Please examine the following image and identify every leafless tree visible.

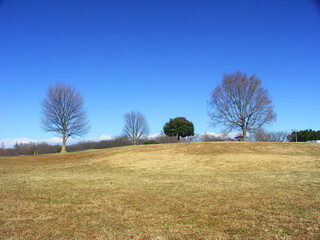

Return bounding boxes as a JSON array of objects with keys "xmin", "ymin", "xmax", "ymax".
[
  {"xmin": 154, "ymin": 133, "xmax": 178, "ymax": 144},
  {"xmin": 254, "ymin": 128, "xmax": 287, "ymax": 142},
  {"xmin": 1, "ymin": 142, "xmax": 5, "ymax": 156},
  {"xmin": 122, "ymin": 111, "xmax": 150, "ymax": 145},
  {"xmin": 181, "ymin": 134, "xmax": 200, "ymax": 142},
  {"xmin": 208, "ymin": 71, "xmax": 276, "ymax": 141},
  {"xmin": 269, "ymin": 131, "xmax": 287, "ymax": 142},
  {"xmin": 253, "ymin": 129, "xmax": 268, "ymax": 141},
  {"xmin": 200, "ymin": 132, "xmax": 227, "ymax": 142},
  {"xmin": 40, "ymin": 83, "xmax": 90, "ymax": 153}
]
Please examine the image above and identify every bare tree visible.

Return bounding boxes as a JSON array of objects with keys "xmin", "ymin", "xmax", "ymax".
[
  {"xmin": 1, "ymin": 142, "xmax": 5, "ymax": 156},
  {"xmin": 269, "ymin": 131, "xmax": 288, "ymax": 142},
  {"xmin": 253, "ymin": 128, "xmax": 269, "ymax": 141},
  {"xmin": 40, "ymin": 83, "xmax": 90, "ymax": 153},
  {"xmin": 123, "ymin": 111, "xmax": 150, "ymax": 145},
  {"xmin": 254, "ymin": 128, "xmax": 288, "ymax": 142},
  {"xmin": 208, "ymin": 71, "xmax": 276, "ymax": 141},
  {"xmin": 181, "ymin": 134, "xmax": 200, "ymax": 142},
  {"xmin": 200, "ymin": 132, "xmax": 226, "ymax": 142},
  {"xmin": 154, "ymin": 133, "xmax": 178, "ymax": 144}
]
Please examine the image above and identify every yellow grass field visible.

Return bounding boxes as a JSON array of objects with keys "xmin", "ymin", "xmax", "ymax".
[{"xmin": 0, "ymin": 142, "xmax": 319, "ymax": 239}]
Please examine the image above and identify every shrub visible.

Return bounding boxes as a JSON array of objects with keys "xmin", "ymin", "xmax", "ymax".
[
  {"xmin": 143, "ymin": 140, "xmax": 159, "ymax": 145},
  {"xmin": 54, "ymin": 145, "xmax": 62, "ymax": 153}
]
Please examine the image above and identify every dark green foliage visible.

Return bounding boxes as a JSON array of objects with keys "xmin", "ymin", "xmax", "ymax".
[
  {"xmin": 54, "ymin": 145, "xmax": 62, "ymax": 153},
  {"xmin": 287, "ymin": 129, "xmax": 320, "ymax": 142},
  {"xmin": 143, "ymin": 140, "xmax": 159, "ymax": 145},
  {"xmin": 163, "ymin": 117, "xmax": 195, "ymax": 141}
]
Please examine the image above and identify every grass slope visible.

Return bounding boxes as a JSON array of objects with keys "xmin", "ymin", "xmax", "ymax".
[{"xmin": 0, "ymin": 142, "xmax": 319, "ymax": 239}]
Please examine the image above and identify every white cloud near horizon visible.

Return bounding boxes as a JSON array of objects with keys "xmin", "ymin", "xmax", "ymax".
[
  {"xmin": 99, "ymin": 134, "xmax": 113, "ymax": 140},
  {"xmin": 89, "ymin": 134, "xmax": 113, "ymax": 142},
  {"xmin": 201, "ymin": 132, "xmax": 242, "ymax": 139}
]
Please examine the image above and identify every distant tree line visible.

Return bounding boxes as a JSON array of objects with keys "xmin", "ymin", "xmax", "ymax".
[
  {"xmin": 287, "ymin": 129, "xmax": 320, "ymax": 142},
  {"xmin": 253, "ymin": 129, "xmax": 288, "ymax": 142},
  {"xmin": 0, "ymin": 134, "xmax": 176, "ymax": 156},
  {"xmin": 0, "ymin": 142, "xmax": 61, "ymax": 156},
  {"xmin": 0, "ymin": 132, "xmax": 223, "ymax": 156},
  {"xmin": 3, "ymin": 128, "xmax": 319, "ymax": 156}
]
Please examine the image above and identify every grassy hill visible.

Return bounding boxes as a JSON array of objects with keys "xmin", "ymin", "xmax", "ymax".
[{"xmin": 0, "ymin": 142, "xmax": 319, "ymax": 239}]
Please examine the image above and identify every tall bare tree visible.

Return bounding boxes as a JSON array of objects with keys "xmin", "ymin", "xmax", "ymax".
[
  {"xmin": 40, "ymin": 83, "xmax": 90, "ymax": 153},
  {"xmin": 123, "ymin": 111, "xmax": 150, "ymax": 145},
  {"xmin": 208, "ymin": 71, "xmax": 276, "ymax": 141}
]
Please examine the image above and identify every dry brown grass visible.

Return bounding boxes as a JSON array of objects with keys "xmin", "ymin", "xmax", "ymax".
[{"xmin": 0, "ymin": 142, "xmax": 319, "ymax": 239}]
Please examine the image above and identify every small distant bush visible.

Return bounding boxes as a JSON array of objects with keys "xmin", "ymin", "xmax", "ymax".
[
  {"xmin": 143, "ymin": 140, "xmax": 159, "ymax": 145},
  {"xmin": 54, "ymin": 145, "xmax": 62, "ymax": 153}
]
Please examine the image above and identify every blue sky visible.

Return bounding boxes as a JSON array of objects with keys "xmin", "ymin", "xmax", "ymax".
[{"xmin": 1, "ymin": 0, "xmax": 320, "ymax": 146}]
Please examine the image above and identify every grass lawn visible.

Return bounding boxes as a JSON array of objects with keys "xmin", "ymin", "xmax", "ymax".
[{"xmin": 0, "ymin": 142, "xmax": 319, "ymax": 239}]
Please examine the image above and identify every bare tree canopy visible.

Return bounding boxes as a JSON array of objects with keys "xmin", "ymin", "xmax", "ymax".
[
  {"xmin": 40, "ymin": 83, "xmax": 90, "ymax": 152},
  {"xmin": 123, "ymin": 111, "xmax": 150, "ymax": 145},
  {"xmin": 253, "ymin": 128, "xmax": 287, "ymax": 142},
  {"xmin": 208, "ymin": 71, "xmax": 276, "ymax": 141}
]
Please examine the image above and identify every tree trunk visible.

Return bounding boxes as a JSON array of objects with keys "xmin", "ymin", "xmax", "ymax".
[
  {"xmin": 242, "ymin": 127, "xmax": 247, "ymax": 142},
  {"xmin": 61, "ymin": 135, "xmax": 67, "ymax": 153},
  {"xmin": 177, "ymin": 134, "xmax": 180, "ymax": 142}
]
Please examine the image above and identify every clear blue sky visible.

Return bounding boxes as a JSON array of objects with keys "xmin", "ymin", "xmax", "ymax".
[{"xmin": 1, "ymin": 0, "xmax": 320, "ymax": 145}]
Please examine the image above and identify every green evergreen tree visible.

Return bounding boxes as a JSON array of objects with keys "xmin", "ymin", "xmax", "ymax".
[
  {"xmin": 288, "ymin": 129, "xmax": 320, "ymax": 142},
  {"xmin": 163, "ymin": 117, "xmax": 194, "ymax": 141}
]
